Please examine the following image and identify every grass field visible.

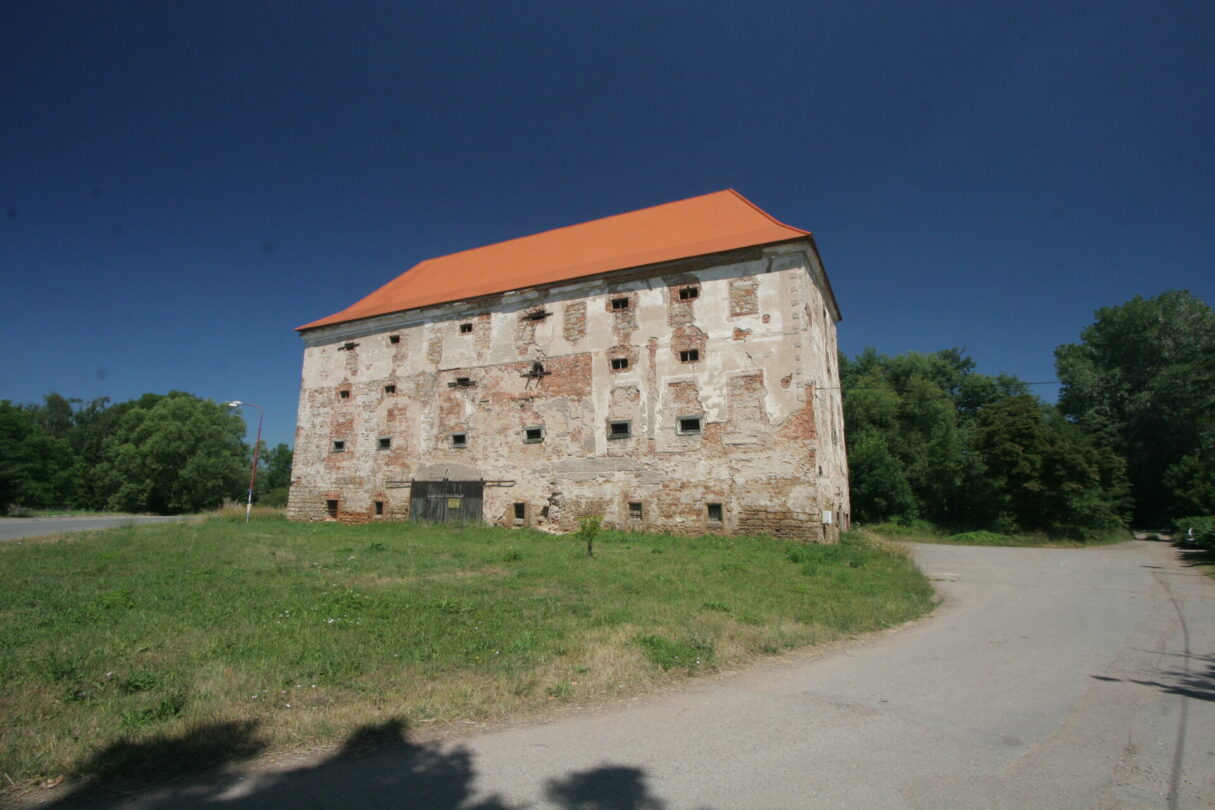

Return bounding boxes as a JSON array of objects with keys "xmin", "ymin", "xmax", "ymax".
[
  {"xmin": 861, "ymin": 521, "xmax": 1133, "ymax": 547},
  {"xmin": 0, "ymin": 517, "xmax": 933, "ymax": 793}
]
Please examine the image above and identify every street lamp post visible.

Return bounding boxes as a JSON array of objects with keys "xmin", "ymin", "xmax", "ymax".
[{"xmin": 227, "ymin": 401, "xmax": 264, "ymax": 523}]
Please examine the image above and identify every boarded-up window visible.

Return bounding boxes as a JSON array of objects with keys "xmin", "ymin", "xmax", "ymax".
[{"xmin": 729, "ymin": 279, "xmax": 759, "ymax": 316}]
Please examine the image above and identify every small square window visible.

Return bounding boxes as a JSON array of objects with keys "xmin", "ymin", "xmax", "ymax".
[
  {"xmin": 374, "ymin": 500, "xmax": 384, "ymax": 517},
  {"xmin": 610, "ymin": 297, "xmax": 630, "ymax": 311},
  {"xmin": 384, "ymin": 384, "xmax": 396, "ymax": 394},
  {"xmin": 608, "ymin": 420, "xmax": 632, "ymax": 439},
  {"xmin": 332, "ymin": 440, "xmax": 346, "ymax": 453},
  {"xmin": 679, "ymin": 286, "xmax": 699, "ymax": 300},
  {"xmin": 610, "ymin": 357, "xmax": 629, "ymax": 371},
  {"xmin": 450, "ymin": 432, "xmax": 468, "ymax": 448},
  {"xmin": 326, "ymin": 499, "xmax": 339, "ymax": 518},
  {"xmin": 524, "ymin": 426, "xmax": 544, "ymax": 443},
  {"xmin": 628, "ymin": 502, "xmax": 643, "ymax": 520},
  {"xmin": 707, "ymin": 503, "xmax": 723, "ymax": 523},
  {"xmin": 388, "ymin": 334, "xmax": 400, "ymax": 345},
  {"xmin": 513, "ymin": 502, "xmax": 526, "ymax": 525},
  {"xmin": 378, "ymin": 436, "xmax": 392, "ymax": 451},
  {"xmin": 459, "ymin": 322, "xmax": 473, "ymax": 334},
  {"xmin": 339, "ymin": 389, "xmax": 350, "ymax": 399},
  {"xmin": 677, "ymin": 416, "xmax": 703, "ymax": 435},
  {"xmin": 680, "ymin": 349, "xmax": 700, "ymax": 363}
]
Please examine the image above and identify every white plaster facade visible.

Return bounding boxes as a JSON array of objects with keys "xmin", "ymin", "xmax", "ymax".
[{"xmin": 289, "ymin": 240, "xmax": 848, "ymax": 541}]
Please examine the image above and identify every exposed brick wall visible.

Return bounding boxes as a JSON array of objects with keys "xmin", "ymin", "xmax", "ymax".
[
  {"xmin": 426, "ymin": 333, "xmax": 443, "ymax": 366},
  {"xmin": 665, "ymin": 276, "xmax": 700, "ymax": 327},
  {"xmin": 671, "ymin": 324, "xmax": 707, "ymax": 362},
  {"xmin": 738, "ymin": 507, "xmax": 823, "ymax": 541},
  {"xmin": 729, "ymin": 278, "xmax": 759, "ymax": 316},
  {"xmin": 563, "ymin": 302, "xmax": 587, "ymax": 343}
]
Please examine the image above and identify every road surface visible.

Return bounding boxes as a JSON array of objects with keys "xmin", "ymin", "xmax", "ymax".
[
  {"xmin": 0, "ymin": 515, "xmax": 188, "ymax": 542},
  {"xmin": 35, "ymin": 539, "xmax": 1215, "ymax": 809}
]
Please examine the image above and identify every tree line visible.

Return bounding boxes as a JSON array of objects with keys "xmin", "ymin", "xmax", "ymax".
[
  {"xmin": 844, "ymin": 290, "xmax": 1215, "ymax": 538},
  {"xmin": 0, "ymin": 391, "xmax": 292, "ymax": 515},
  {"xmin": 3, "ymin": 291, "xmax": 1210, "ymax": 531}
]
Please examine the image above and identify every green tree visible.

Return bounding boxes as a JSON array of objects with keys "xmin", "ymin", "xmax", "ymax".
[
  {"xmin": 68, "ymin": 397, "xmax": 131, "ymax": 509},
  {"xmin": 22, "ymin": 392, "xmax": 74, "ymax": 440},
  {"xmin": 1163, "ymin": 453, "xmax": 1215, "ymax": 518},
  {"xmin": 257, "ymin": 443, "xmax": 294, "ymax": 492},
  {"xmin": 0, "ymin": 402, "xmax": 78, "ymax": 511},
  {"xmin": 972, "ymin": 396, "xmax": 1128, "ymax": 539},
  {"xmin": 847, "ymin": 430, "xmax": 918, "ymax": 523},
  {"xmin": 1056, "ymin": 291, "xmax": 1215, "ymax": 524},
  {"xmin": 96, "ymin": 392, "xmax": 248, "ymax": 514},
  {"xmin": 841, "ymin": 348, "xmax": 1028, "ymax": 526},
  {"xmin": 253, "ymin": 442, "xmax": 294, "ymax": 506}
]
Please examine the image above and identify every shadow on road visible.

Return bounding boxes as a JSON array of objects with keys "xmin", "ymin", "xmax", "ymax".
[
  {"xmin": 1177, "ymin": 547, "xmax": 1215, "ymax": 568},
  {"xmin": 1093, "ymin": 654, "xmax": 1215, "ymax": 702},
  {"xmin": 1092, "ymin": 535, "xmax": 1215, "ymax": 705},
  {"xmin": 42, "ymin": 717, "xmax": 671, "ymax": 810}
]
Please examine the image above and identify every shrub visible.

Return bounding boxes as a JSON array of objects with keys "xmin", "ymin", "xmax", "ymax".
[
  {"xmin": 576, "ymin": 515, "xmax": 601, "ymax": 556},
  {"xmin": 258, "ymin": 487, "xmax": 290, "ymax": 508},
  {"xmin": 1173, "ymin": 516, "xmax": 1215, "ymax": 550}
]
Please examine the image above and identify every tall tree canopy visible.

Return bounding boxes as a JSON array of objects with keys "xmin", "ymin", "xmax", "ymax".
[
  {"xmin": 3, "ymin": 392, "xmax": 272, "ymax": 515},
  {"xmin": 971, "ymin": 396, "xmax": 1128, "ymax": 538},
  {"xmin": 0, "ymin": 402, "xmax": 78, "ymax": 511},
  {"xmin": 1055, "ymin": 291, "xmax": 1215, "ymax": 524},
  {"xmin": 841, "ymin": 348, "xmax": 1027, "ymax": 527},
  {"xmin": 96, "ymin": 392, "xmax": 249, "ymax": 514},
  {"xmin": 842, "ymin": 349, "xmax": 1128, "ymax": 538}
]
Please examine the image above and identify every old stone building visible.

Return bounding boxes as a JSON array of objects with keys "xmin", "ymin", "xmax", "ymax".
[{"xmin": 288, "ymin": 190, "xmax": 849, "ymax": 541}]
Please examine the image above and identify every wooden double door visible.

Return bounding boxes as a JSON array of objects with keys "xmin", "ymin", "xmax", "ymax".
[{"xmin": 408, "ymin": 480, "xmax": 484, "ymax": 524}]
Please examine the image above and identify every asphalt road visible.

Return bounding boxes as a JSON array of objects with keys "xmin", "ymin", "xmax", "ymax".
[
  {"xmin": 0, "ymin": 515, "xmax": 188, "ymax": 542},
  {"xmin": 35, "ymin": 539, "xmax": 1215, "ymax": 809}
]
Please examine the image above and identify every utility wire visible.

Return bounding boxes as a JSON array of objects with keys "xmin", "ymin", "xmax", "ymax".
[{"xmin": 816, "ymin": 381, "xmax": 1061, "ymax": 391}]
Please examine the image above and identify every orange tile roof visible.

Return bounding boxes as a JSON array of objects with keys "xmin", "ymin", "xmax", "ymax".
[{"xmin": 298, "ymin": 189, "xmax": 813, "ymax": 331}]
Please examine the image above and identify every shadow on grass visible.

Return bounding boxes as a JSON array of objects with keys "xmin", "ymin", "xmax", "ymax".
[
  {"xmin": 46, "ymin": 719, "xmax": 268, "ymax": 803},
  {"xmin": 44, "ymin": 717, "xmax": 671, "ymax": 810}
]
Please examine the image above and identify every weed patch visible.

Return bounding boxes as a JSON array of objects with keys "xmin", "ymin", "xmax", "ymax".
[{"xmin": 634, "ymin": 635, "xmax": 716, "ymax": 671}]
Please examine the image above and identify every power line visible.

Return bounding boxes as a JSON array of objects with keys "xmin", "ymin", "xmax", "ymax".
[{"xmin": 815, "ymin": 381, "xmax": 1061, "ymax": 391}]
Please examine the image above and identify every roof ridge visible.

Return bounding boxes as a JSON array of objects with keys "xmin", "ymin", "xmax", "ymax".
[
  {"xmin": 419, "ymin": 190, "xmax": 737, "ymax": 264},
  {"xmin": 298, "ymin": 191, "xmax": 816, "ymax": 331}
]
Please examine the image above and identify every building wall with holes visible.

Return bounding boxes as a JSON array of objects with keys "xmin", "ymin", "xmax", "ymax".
[{"xmin": 287, "ymin": 240, "xmax": 849, "ymax": 541}]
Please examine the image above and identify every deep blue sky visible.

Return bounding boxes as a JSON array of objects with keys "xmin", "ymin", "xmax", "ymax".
[{"xmin": 3, "ymin": 1, "xmax": 1213, "ymax": 448}]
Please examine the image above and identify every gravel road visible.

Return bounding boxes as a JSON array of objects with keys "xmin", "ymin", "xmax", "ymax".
[{"xmin": 0, "ymin": 515, "xmax": 188, "ymax": 542}]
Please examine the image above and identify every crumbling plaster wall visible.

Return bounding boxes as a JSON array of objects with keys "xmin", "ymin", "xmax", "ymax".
[{"xmin": 288, "ymin": 241, "xmax": 849, "ymax": 541}]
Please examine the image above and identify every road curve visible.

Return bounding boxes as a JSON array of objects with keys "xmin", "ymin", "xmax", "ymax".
[{"xmin": 36, "ymin": 539, "xmax": 1215, "ymax": 809}]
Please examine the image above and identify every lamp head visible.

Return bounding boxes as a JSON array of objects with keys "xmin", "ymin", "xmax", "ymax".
[{"xmin": 227, "ymin": 401, "xmax": 242, "ymax": 408}]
